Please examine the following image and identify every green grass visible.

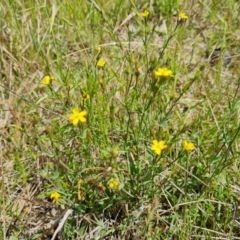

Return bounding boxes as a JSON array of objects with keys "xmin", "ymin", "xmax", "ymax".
[{"xmin": 1, "ymin": 0, "xmax": 240, "ymax": 239}]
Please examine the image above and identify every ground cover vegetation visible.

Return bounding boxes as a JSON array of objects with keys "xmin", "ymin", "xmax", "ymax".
[{"xmin": 1, "ymin": 0, "xmax": 240, "ymax": 239}]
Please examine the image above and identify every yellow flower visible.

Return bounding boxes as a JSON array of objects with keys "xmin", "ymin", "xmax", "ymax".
[
  {"xmin": 108, "ymin": 178, "xmax": 119, "ymax": 190},
  {"xmin": 50, "ymin": 192, "xmax": 60, "ymax": 203},
  {"xmin": 96, "ymin": 46, "xmax": 101, "ymax": 52},
  {"xmin": 82, "ymin": 93, "xmax": 90, "ymax": 101},
  {"xmin": 141, "ymin": 10, "xmax": 149, "ymax": 17},
  {"xmin": 183, "ymin": 141, "xmax": 195, "ymax": 151},
  {"xmin": 69, "ymin": 108, "xmax": 87, "ymax": 125},
  {"xmin": 179, "ymin": 12, "xmax": 188, "ymax": 20},
  {"xmin": 111, "ymin": 147, "xmax": 119, "ymax": 158},
  {"xmin": 97, "ymin": 59, "xmax": 106, "ymax": 67},
  {"xmin": 154, "ymin": 68, "xmax": 173, "ymax": 78},
  {"xmin": 151, "ymin": 140, "xmax": 168, "ymax": 155},
  {"xmin": 41, "ymin": 75, "xmax": 54, "ymax": 85}
]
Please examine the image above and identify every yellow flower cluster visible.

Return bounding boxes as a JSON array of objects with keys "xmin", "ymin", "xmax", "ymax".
[{"xmin": 151, "ymin": 140, "xmax": 195, "ymax": 155}]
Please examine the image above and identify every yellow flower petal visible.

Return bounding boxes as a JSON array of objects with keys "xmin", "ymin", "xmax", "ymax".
[
  {"xmin": 72, "ymin": 108, "xmax": 79, "ymax": 114},
  {"xmin": 79, "ymin": 110, "xmax": 87, "ymax": 123},
  {"xmin": 72, "ymin": 118, "xmax": 79, "ymax": 125}
]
